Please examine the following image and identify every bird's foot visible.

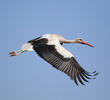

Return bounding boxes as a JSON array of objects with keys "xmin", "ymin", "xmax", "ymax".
[{"xmin": 9, "ymin": 51, "xmax": 17, "ymax": 57}]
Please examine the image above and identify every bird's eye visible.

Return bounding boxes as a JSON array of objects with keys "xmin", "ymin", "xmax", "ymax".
[{"xmin": 79, "ymin": 39, "xmax": 82, "ymax": 41}]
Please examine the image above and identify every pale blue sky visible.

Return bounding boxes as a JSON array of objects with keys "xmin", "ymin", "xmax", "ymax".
[{"xmin": 0, "ymin": 0, "xmax": 110, "ymax": 100}]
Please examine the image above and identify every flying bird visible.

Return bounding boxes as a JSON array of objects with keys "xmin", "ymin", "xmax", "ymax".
[{"xmin": 9, "ymin": 34, "xmax": 98, "ymax": 85}]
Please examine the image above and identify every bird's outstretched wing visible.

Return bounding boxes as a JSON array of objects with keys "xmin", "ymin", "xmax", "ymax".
[{"xmin": 29, "ymin": 39, "xmax": 98, "ymax": 85}]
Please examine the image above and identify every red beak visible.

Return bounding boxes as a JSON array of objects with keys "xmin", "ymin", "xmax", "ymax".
[{"xmin": 81, "ymin": 41, "xmax": 94, "ymax": 47}]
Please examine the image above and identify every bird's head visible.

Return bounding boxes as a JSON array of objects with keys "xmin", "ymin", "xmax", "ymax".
[{"xmin": 75, "ymin": 38, "xmax": 94, "ymax": 47}]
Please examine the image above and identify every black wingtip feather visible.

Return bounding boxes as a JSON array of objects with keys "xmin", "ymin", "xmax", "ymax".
[
  {"xmin": 73, "ymin": 69, "xmax": 78, "ymax": 86},
  {"xmin": 94, "ymin": 72, "xmax": 99, "ymax": 76},
  {"xmin": 80, "ymin": 73, "xmax": 89, "ymax": 83},
  {"xmin": 77, "ymin": 72, "xmax": 85, "ymax": 85}
]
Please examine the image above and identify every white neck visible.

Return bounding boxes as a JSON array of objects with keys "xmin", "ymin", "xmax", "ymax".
[{"xmin": 61, "ymin": 39, "xmax": 77, "ymax": 43}]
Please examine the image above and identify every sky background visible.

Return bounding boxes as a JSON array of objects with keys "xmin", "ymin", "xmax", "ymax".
[{"xmin": 0, "ymin": 0, "xmax": 110, "ymax": 100}]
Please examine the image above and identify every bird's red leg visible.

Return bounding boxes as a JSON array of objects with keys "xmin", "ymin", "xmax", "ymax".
[
  {"xmin": 9, "ymin": 50, "xmax": 26, "ymax": 57},
  {"xmin": 9, "ymin": 50, "xmax": 22, "ymax": 57},
  {"xmin": 9, "ymin": 51, "xmax": 17, "ymax": 57}
]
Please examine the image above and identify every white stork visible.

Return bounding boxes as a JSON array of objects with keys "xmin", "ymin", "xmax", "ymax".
[{"xmin": 9, "ymin": 34, "xmax": 98, "ymax": 85}]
